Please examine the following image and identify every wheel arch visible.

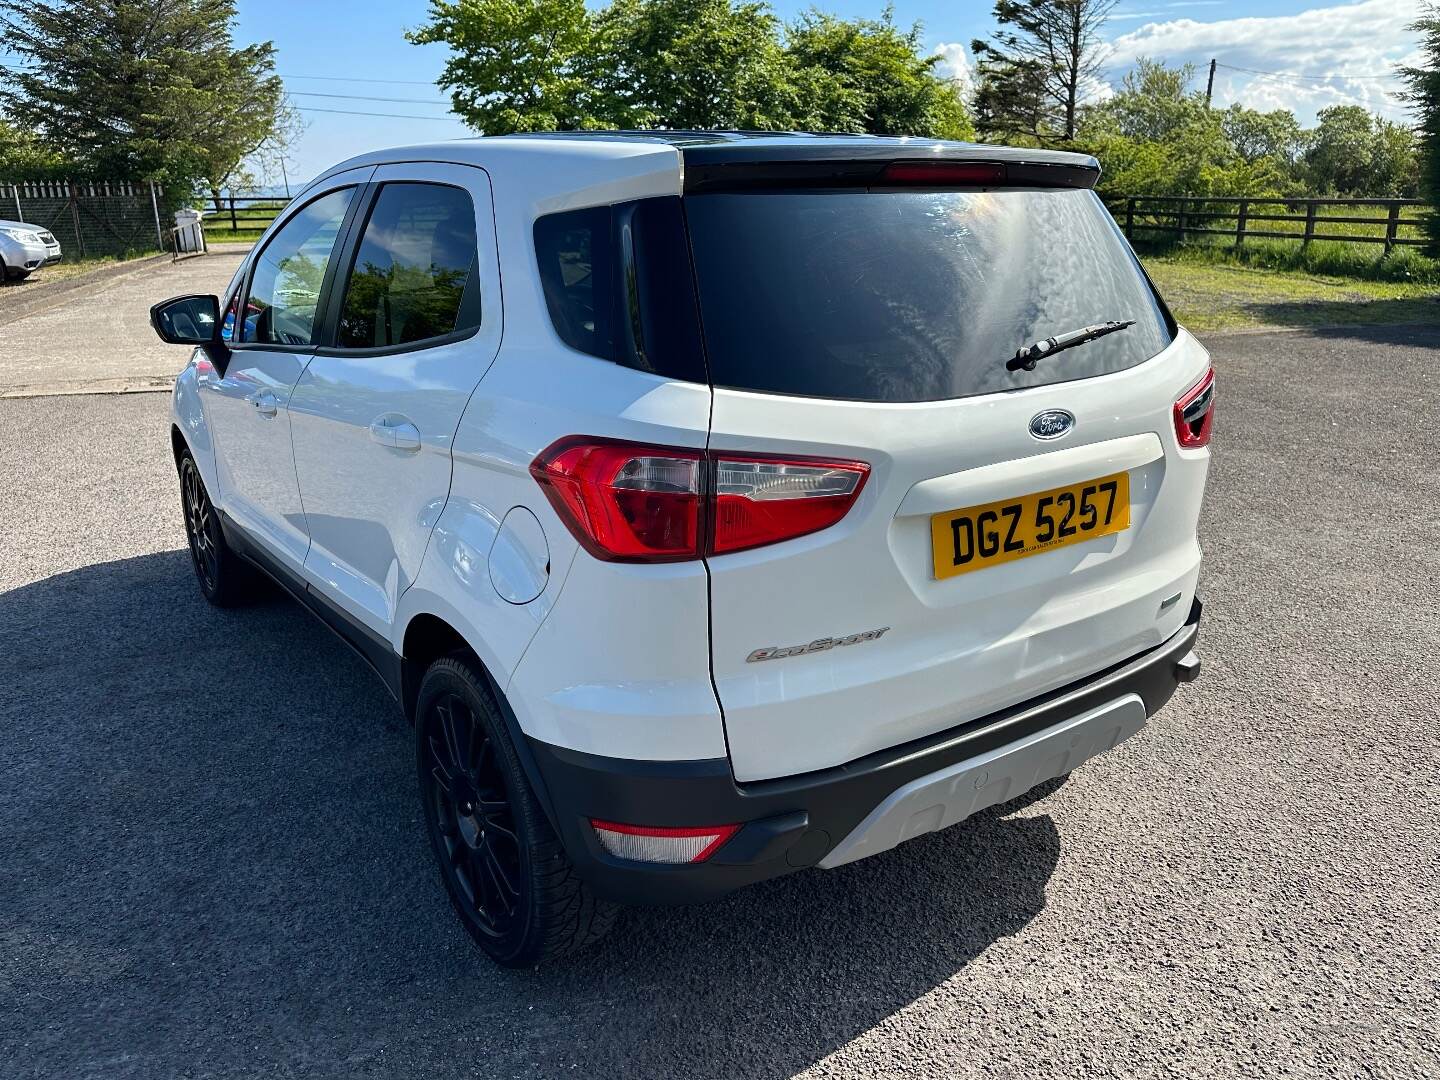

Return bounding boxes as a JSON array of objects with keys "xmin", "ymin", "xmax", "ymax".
[
  {"xmin": 170, "ymin": 362, "xmax": 219, "ymax": 495},
  {"xmin": 400, "ymin": 609, "xmax": 561, "ymax": 831}
]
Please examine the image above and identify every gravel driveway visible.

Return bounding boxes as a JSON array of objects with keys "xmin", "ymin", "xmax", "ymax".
[
  {"xmin": 0, "ymin": 251, "xmax": 244, "ymax": 397},
  {"xmin": 1, "ymin": 325, "xmax": 1436, "ymax": 1078}
]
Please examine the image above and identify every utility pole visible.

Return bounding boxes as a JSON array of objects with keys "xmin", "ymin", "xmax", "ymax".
[{"xmin": 1205, "ymin": 58, "xmax": 1217, "ymax": 108}]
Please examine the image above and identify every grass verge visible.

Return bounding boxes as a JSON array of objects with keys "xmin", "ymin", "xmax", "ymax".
[{"xmin": 1140, "ymin": 255, "xmax": 1440, "ymax": 333}]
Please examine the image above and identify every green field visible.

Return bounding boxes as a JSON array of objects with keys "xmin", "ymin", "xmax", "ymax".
[
  {"xmin": 1140, "ymin": 255, "xmax": 1440, "ymax": 333},
  {"xmin": 1110, "ymin": 199, "xmax": 1427, "ymax": 245},
  {"xmin": 200, "ymin": 198, "xmax": 287, "ymax": 243}
]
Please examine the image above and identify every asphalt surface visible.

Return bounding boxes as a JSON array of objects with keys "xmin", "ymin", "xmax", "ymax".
[
  {"xmin": 2, "ymin": 325, "xmax": 1437, "ymax": 1079},
  {"xmin": 0, "ymin": 250, "xmax": 245, "ymax": 396}
]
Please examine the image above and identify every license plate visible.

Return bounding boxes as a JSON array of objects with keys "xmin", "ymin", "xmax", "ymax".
[{"xmin": 930, "ymin": 471, "xmax": 1131, "ymax": 579}]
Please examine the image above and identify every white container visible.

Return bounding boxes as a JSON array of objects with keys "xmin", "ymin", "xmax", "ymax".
[{"xmin": 173, "ymin": 208, "xmax": 206, "ymax": 253}]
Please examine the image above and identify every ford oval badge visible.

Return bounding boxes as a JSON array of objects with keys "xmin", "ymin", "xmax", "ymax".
[{"xmin": 1029, "ymin": 410, "xmax": 1075, "ymax": 440}]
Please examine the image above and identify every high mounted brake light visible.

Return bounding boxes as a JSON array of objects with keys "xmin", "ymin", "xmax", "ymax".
[
  {"xmin": 880, "ymin": 161, "xmax": 1008, "ymax": 185},
  {"xmin": 530, "ymin": 438, "xmax": 869, "ymax": 563}
]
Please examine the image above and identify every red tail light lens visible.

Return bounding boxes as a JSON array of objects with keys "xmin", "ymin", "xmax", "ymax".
[
  {"xmin": 529, "ymin": 438, "xmax": 703, "ymax": 561},
  {"xmin": 711, "ymin": 454, "xmax": 869, "ymax": 554},
  {"xmin": 1173, "ymin": 368, "xmax": 1216, "ymax": 449},
  {"xmin": 531, "ymin": 440, "xmax": 869, "ymax": 562}
]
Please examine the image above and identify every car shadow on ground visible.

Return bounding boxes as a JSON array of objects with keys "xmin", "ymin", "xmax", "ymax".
[
  {"xmin": 2, "ymin": 551, "xmax": 1064, "ymax": 1079},
  {"xmin": 1243, "ymin": 298, "xmax": 1440, "ymax": 331}
]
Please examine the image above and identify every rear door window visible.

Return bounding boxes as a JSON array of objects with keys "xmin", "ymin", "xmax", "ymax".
[
  {"xmin": 335, "ymin": 182, "xmax": 479, "ymax": 350},
  {"xmin": 683, "ymin": 188, "xmax": 1174, "ymax": 402}
]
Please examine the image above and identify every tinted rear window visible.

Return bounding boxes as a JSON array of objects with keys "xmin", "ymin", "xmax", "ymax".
[
  {"xmin": 684, "ymin": 189, "xmax": 1173, "ymax": 402},
  {"xmin": 533, "ymin": 197, "xmax": 706, "ymax": 384}
]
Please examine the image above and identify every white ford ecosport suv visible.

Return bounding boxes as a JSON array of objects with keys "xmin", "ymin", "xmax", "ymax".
[{"xmin": 151, "ymin": 133, "xmax": 1211, "ymax": 968}]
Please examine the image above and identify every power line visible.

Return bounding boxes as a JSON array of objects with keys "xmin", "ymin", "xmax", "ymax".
[
  {"xmin": 1214, "ymin": 62, "xmax": 1401, "ymax": 83},
  {"xmin": 281, "ymin": 72, "xmax": 438, "ymax": 86},
  {"xmin": 296, "ymin": 105, "xmax": 466, "ymax": 122},
  {"xmin": 289, "ymin": 89, "xmax": 450, "ymax": 106}
]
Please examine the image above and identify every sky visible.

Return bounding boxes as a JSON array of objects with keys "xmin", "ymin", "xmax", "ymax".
[{"xmin": 7, "ymin": 0, "xmax": 1427, "ymax": 186}]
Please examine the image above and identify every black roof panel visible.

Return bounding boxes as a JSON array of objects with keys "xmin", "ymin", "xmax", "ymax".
[{"xmin": 507, "ymin": 129, "xmax": 1098, "ymax": 167}]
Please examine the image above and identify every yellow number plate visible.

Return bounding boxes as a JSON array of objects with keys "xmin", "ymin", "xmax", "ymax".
[{"xmin": 930, "ymin": 471, "xmax": 1131, "ymax": 580}]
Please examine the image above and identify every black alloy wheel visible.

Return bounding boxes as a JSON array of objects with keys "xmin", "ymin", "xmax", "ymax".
[
  {"xmin": 423, "ymin": 690, "xmax": 526, "ymax": 943},
  {"xmin": 415, "ymin": 657, "xmax": 615, "ymax": 967},
  {"xmin": 181, "ymin": 454, "xmax": 221, "ymax": 596}
]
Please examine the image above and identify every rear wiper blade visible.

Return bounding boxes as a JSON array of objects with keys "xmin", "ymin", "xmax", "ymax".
[{"xmin": 1006, "ymin": 319, "xmax": 1136, "ymax": 372}]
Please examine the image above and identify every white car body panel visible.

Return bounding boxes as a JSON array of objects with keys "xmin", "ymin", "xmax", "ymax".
[
  {"xmin": 199, "ymin": 341, "xmax": 313, "ymax": 571},
  {"xmin": 289, "ymin": 161, "xmax": 505, "ymax": 637},
  {"xmin": 706, "ymin": 331, "xmax": 1210, "ymax": 781},
  {"xmin": 438, "ymin": 341, "xmax": 719, "ymax": 760},
  {"xmin": 196, "ymin": 167, "xmax": 374, "ymax": 574}
]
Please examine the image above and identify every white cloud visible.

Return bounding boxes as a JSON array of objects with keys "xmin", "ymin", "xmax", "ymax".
[
  {"xmin": 1105, "ymin": 0, "xmax": 1419, "ymax": 123},
  {"xmin": 932, "ymin": 41, "xmax": 973, "ymax": 93}
]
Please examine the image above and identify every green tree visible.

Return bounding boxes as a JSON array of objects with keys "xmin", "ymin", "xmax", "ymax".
[
  {"xmin": 1403, "ymin": 3, "xmax": 1440, "ymax": 251},
  {"xmin": 787, "ymin": 8, "xmax": 973, "ymax": 139},
  {"xmin": 1091, "ymin": 58, "xmax": 1207, "ymax": 143},
  {"xmin": 409, "ymin": 0, "xmax": 973, "ymax": 137},
  {"xmin": 407, "ymin": 0, "xmax": 597, "ymax": 133},
  {"xmin": 1076, "ymin": 59, "xmax": 1292, "ymax": 198},
  {"xmin": 1302, "ymin": 105, "xmax": 1380, "ymax": 194},
  {"xmin": 1221, "ymin": 105, "xmax": 1304, "ymax": 166},
  {"xmin": 0, "ymin": 116, "xmax": 63, "ymax": 178},
  {"xmin": 0, "ymin": 0, "xmax": 285, "ymax": 191},
  {"xmin": 971, "ymin": 0, "xmax": 1118, "ymax": 144},
  {"xmin": 585, "ymin": 0, "xmax": 796, "ymax": 129}
]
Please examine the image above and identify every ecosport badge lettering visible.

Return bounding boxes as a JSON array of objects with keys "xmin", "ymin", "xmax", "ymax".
[{"xmin": 747, "ymin": 627, "xmax": 891, "ymax": 663}]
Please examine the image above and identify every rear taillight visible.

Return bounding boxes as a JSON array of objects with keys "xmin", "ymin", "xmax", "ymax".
[
  {"xmin": 528, "ymin": 438, "xmax": 703, "ymax": 562},
  {"xmin": 590, "ymin": 819, "xmax": 739, "ymax": 863},
  {"xmin": 711, "ymin": 454, "xmax": 868, "ymax": 554},
  {"xmin": 530, "ymin": 439, "xmax": 869, "ymax": 562},
  {"xmin": 1173, "ymin": 368, "xmax": 1216, "ymax": 449}
]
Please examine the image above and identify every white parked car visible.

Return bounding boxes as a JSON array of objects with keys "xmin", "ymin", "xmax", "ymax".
[
  {"xmin": 0, "ymin": 219, "xmax": 62, "ymax": 279},
  {"xmin": 150, "ymin": 133, "xmax": 1212, "ymax": 968}
]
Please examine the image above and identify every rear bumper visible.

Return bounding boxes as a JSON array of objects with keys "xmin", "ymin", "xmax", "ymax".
[{"xmin": 528, "ymin": 599, "xmax": 1202, "ymax": 905}]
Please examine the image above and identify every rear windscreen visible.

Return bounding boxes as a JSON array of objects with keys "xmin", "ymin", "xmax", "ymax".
[{"xmin": 683, "ymin": 188, "xmax": 1174, "ymax": 402}]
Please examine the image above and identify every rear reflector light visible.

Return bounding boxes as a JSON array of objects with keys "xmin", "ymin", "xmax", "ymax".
[
  {"xmin": 880, "ymin": 161, "xmax": 1007, "ymax": 186},
  {"xmin": 590, "ymin": 819, "xmax": 739, "ymax": 864},
  {"xmin": 531, "ymin": 439, "xmax": 869, "ymax": 562},
  {"xmin": 1173, "ymin": 368, "xmax": 1216, "ymax": 449}
]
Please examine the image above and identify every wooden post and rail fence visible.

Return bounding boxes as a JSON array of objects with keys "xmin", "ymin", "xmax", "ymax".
[
  {"xmin": 1101, "ymin": 195, "xmax": 1426, "ymax": 254},
  {"xmin": 2, "ymin": 184, "xmax": 1428, "ymax": 259}
]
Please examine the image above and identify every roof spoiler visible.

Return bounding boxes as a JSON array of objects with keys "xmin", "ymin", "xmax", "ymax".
[{"xmin": 680, "ymin": 145, "xmax": 1101, "ymax": 195}]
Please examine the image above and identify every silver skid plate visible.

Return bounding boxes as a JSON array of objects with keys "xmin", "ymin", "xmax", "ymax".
[{"xmin": 819, "ymin": 694, "xmax": 1148, "ymax": 868}]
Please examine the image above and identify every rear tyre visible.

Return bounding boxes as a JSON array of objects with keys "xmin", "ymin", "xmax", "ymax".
[
  {"xmin": 178, "ymin": 450, "xmax": 253, "ymax": 607},
  {"xmin": 416, "ymin": 656, "xmax": 616, "ymax": 967}
]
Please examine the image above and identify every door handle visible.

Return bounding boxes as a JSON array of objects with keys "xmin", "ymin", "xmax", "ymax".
[
  {"xmin": 369, "ymin": 415, "xmax": 422, "ymax": 453},
  {"xmin": 247, "ymin": 390, "xmax": 279, "ymax": 418}
]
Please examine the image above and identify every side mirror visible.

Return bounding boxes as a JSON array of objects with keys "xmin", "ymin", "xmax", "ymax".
[{"xmin": 150, "ymin": 293, "xmax": 229, "ymax": 368}]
